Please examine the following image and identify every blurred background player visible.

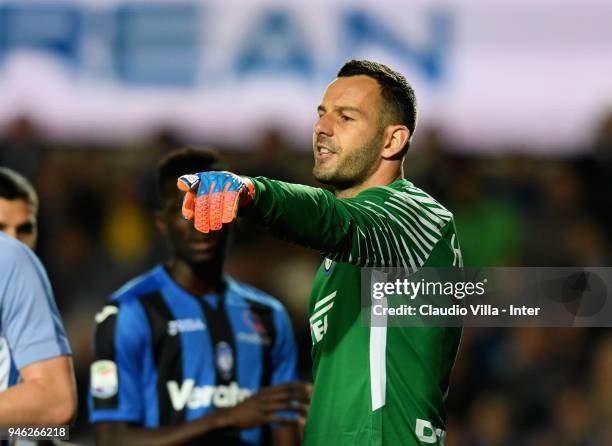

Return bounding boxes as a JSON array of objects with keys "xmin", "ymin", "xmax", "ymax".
[
  {"xmin": 178, "ymin": 60, "xmax": 462, "ymax": 446},
  {"xmin": 89, "ymin": 148, "xmax": 309, "ymax": 446},
  {"xmin": 0, "ymin": 167, "xmax": 38, "ymax": 249},
  {"xmin": 0, "ymin": 167, "xmax": 76, "ymax": 425}
]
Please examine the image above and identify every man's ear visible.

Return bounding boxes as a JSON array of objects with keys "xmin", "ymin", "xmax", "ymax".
[
  {"xmin": 381, "ymin": 125, "xmax": 410, "ymax": 160},
  {"xmin": 155, "ymin": 211, "xmax": 168, "ymax": 235}
]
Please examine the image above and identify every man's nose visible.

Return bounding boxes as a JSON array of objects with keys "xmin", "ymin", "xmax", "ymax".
[{"xmin": 314, "ymin": 114, "xmax": 333, "ymax": 137}]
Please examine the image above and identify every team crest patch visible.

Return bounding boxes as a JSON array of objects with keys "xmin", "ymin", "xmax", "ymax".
[
  {"xmin": 323, "ymin": 258, "xmax": 334, "ymax": 275},
  {"xmin": 91, "ymin": 360, "xmax": 118, "ymax": 399},
  {"xmin": 215, "ymin": 342, "xmax": 234, "ymax": 380},
  {"xmin": 243, "ymin": 310, "xmax": 266, "ymax": 335}
]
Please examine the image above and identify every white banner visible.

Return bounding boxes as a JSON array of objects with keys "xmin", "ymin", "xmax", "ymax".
[{"xmin": 0, "ymin": 0, "xmax": 611, "ymax": 153}]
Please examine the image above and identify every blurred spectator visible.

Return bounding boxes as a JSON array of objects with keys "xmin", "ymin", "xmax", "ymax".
[
  {"xmin": 593, "ymin": 111, "xmax": 612, "ymax": 155},
  {"xmin": 464, "ymin": 392, "xmax": 515, "ymax": 446},
  {"xmin": 0, "ymin": 115, "xmax": 47, "ymax": 180},
  {"xmin": 102, "ymin": 174, "xmax": 153, "ymax": 264},
  {"xmin": 552, "ymin": 387, "xmax": 596, "ymax": 446},
  {"xmin": 590, "ymin": 335, "xmax": 612, "ymax": 436},
  {"xmin": 239, "ymin": 127, "xmax": 309, "ymax": 183},
  {"xmin": 446, "ymin": 158, "xmax": 525, "ymax": 266}
]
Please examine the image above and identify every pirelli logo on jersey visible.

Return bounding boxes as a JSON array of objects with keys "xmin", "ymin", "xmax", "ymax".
[{"xmin": 310, "ymin": 291, "xmax": 336, "ymax": 344}]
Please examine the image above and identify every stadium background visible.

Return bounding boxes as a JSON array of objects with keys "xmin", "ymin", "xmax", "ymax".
[{"xmin": 1, "ymin": 1, "xmax": 612, "ymax": 444}]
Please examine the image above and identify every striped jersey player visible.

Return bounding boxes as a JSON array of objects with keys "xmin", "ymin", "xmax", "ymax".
[
  {"xmin": 89, "ymin": 267, "xmax": 298, "ymax": 445},
  {"xmin": 89, "ymin": 148, "xmax": 306, "ymax": 446}
]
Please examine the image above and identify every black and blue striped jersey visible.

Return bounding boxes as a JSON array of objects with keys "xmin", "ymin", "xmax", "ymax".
[{"xmin": 88, "ymin": 265, "xmax": 298, "ymax": 445}]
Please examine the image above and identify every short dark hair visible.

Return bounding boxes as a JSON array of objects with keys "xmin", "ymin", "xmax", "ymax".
[
  {"xmin": 337, "ymin": 59, "xmax": 418, "ymax": 145},
  {"xmin": 0, "ymin": 167, "xmax": 38, "ymax": 210},
  {"xmin": 157, "ymin": 147, "xmax": 225, "ymax": 205}
]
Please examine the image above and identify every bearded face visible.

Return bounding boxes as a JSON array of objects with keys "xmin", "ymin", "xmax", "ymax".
[
  {"xmin": 313, "ymin": 129, "xmax": 383, "ymax": 190},
  {"xmin": 312, "ymin": 75, "xmax": 386, "ymax": 191}
]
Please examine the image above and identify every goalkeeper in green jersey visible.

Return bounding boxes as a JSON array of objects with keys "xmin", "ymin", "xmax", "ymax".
[{"xmin": 177, "ymin": 59, "xmax": 462, "ymax": 446}]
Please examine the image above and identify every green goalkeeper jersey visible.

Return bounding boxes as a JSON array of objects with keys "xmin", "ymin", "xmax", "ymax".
[{"xmin": 250, "ymin": 177, "xmax": 462, "ymax": 446}]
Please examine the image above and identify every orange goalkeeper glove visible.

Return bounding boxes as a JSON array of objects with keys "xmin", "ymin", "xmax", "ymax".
[{"xmin": 177, "ymin": 171, "xmax": 255, "ymax": 233}]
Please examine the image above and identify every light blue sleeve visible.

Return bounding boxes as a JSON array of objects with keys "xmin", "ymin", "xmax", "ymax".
[{"xmin": 0, "ymin": 237, "xmax": 71, "ymax": 370}]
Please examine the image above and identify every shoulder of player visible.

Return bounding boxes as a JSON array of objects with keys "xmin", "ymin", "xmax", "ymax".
[
  {"xmin": 359, "ymin": 180, "xmax": 453, "ymax": 226},
  {"xmin": 226, "ymin": 277, "xmax": 286, "ymax": 313},
  {"xmin": 0, "ymin": 232, "xmax": 22, "ymax": 256},
  {"xmin": 93, "ymin": 267, "xmax": 164, "ymax": 326},
  {"xmin": 109, "ymin": 266, "xmax": 164, "ymax": 305},
  {"xmin": 0, "ymin": 233, "xmax": 37, "ymax": 270},
  {"xmin": 0, "ymin": 234, "xmax": 50, "ymax": 298}
]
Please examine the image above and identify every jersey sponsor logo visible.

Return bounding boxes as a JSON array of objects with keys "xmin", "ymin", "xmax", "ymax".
[
  {"xmin": 309, "ymin": 290, "xmax": 336, "ymax": 344},
  {"xmin": 323, "ymin": 257, "xmax": 333, "ymax": 276},
  {"xmin": 215, "ymin": 341, "xmax": 234, "ymax": 380},
  {"xmin": 90, "ymin": 360, "xmax": 119, "ymax": 399},
  {"xmin": 167, "ymin": 318, "xmax": 206, "ymax": 336},
  {"xmin": 167, "ymin": 379, "xmax": 253, "ymax": 411},
  {"xmin": 95, "ymin": 305, "xmax": 118, "ymax": 324},
  {"xmin": 415, "ymin": 418, "xmax": 446, "ymax": 445}
]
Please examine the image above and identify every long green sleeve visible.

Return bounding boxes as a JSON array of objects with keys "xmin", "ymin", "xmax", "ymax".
[{"xmin": 249, "ymin": 176, "xmax": 460, "ymax": 271}]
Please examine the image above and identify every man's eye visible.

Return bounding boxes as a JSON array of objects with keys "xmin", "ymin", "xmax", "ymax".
[
  {"xmin": 341, "ymin": 115, "xmax": 353, "ymax": 122},
  {"xmin": 17, "ymin": 223, "xmax": 34, "ymax": 234}
]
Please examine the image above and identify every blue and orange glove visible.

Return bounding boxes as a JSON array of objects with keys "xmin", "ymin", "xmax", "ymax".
[{"xmin": 177, "ymin": 171, "xmax": 255, "ymax": 233}]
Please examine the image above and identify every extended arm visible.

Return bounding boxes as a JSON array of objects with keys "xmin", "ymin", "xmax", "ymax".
[
  {"xmin": 0, "ymin": 356, "xmax": 76, "ymax": 424},
  {"xmin": 178, "ymin": 173, "xmax": 452, "ymax": 270}
]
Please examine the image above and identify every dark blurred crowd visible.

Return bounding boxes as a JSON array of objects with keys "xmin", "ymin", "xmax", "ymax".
[{"xmin": 1, "ymin": 113, "xmax": 611, "ymax": 445}]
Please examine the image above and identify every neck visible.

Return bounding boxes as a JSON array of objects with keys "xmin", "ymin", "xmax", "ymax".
[
  {"xmin": 165, "ymin": 258, "xmax": 225, "ymax": 296},
  {"xmin": 334, "ymin": 169, "xmax": 402, "ymax": 199}
]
